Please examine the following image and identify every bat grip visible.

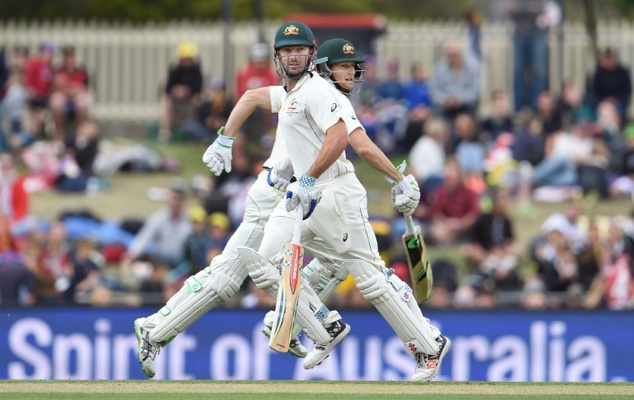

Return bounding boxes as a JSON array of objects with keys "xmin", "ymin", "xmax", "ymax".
[
  {"xmin": 404, "ymin": 214, "xmax": 416, "ymax": 235},
  {"xmin": 292, "ymin": 203, "xmax": 303, "ymax": 246}
]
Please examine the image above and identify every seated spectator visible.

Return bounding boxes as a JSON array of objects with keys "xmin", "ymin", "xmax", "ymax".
[
  {"xmin": 159, "ymin": 42, "xmax": 203, "ymax": 142},
  {"xmin": 179, "ymin": 206, "xmax": 211, "ymax": 276},
  {"xmin": 453, "ymin": 113, "xmax": 486, "ymax": 194},
  {"xmin": 182, "ymin": 78, "xmax": 234, "ymax": 143},
  {"xmin": 50, "ymin": 46, "xmax": 90, "ymax": 140},
  {"xmin": 425, "ymin": 258, "xmax": 459, "ymax": 309},
  {"xmin": 374, "ymin": 59, "xmax": 408, "ymax": 154},
  {"xmin": 589, "ymin": 47, "xmax": 632, "ymax": 118},
  {"xmin": 535, "ymin": 90, "xmax": 563, "ymax": 137},
  {"xmin": 430, "ymin": 39, "xmax": 480, "ymax": 122},
  {"xmin": 56, "ymin": 118, "xmax": 100, "ymax": 193},
  {"xmin": 557, "ymin": 79, "xmax": 584, "ymax": 130},
  {"xmin": 480, "ymin": 90, "xmax": 513, "ymax": 146},
  {"xmin": 122, "ymin": 181, "xmax": 193, "ymax": 270},
  {"xmin": 428, "ymin": 159, "xmax": 480, "ymax": 245},
  {"xmin": 610, "ymin": 124, "xmax": 634, "ymax": 199},
  {"xmin": 0, "ymin": 213, "xmax": 36, "ymax": 305},
  {"xmin": 1, "ymin": 46, "xmax": 30, "ymax": 150},
  {"xmin": 534, "ymin": 226, "xmax": 579, "ymax": 293},
  {"xmin": 399, "ymin": 62, "xmax": 432, "ymax": 152},
  {"xmin": 204, "ymin": 211, "xmax": 231, "ymax": 264},
  {"xmin": 461, "ymin": 191, "xmax": 521, "ymax": 290},
  {"xmin": 0, "ymin": 152, "xmax": 30, "ymax": 236},
  {"xmin": 584, "ymin": 221, "xmax": 634, "ymax": 309},
  {"xmin": 24, "ymin": 42, "xmax": 55, "ymax": 138},
  {"xmin": 32, "ymin": 220, "xmax": 73, "ymax": 305},
  {"xmin": 64, "ymin": 236, "xmax": 103, "ymax": 303},
  {"xmin": 409, "ymin": 117, "xmax": 448, "ymax": 191},
  {"xmin": 540, "ymin": 199, "xmax": 587, "ymax": 252}
]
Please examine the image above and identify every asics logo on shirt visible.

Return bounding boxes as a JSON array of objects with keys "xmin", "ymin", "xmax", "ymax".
[{"xmin": 331, "ymin": 103, "xmax": 337, "ymax": 112}]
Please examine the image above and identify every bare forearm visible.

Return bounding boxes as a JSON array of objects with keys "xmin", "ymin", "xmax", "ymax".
[
  {"xmin": 349, "ymin": 128, "xmax": 402, "ymax": 183},
  {"xmin": 305, "ymin": 120, "xmax": 349, "ymax": 178},
  {"xmin": 222, "ymin": 87, "xmax": 271, "ymax": 138}
]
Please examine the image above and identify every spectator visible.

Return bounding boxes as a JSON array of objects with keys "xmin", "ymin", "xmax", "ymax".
[
  {"xmin": 610, "ymin": 124, "xmax": 634, "ymax": 199},
  {"xmin": 1, "ymin": 46, "xmax": 30, "ymax": 150},
  {"xmin": 557, "ymin": 79, "xmax": 584, "ymax": 130},
  {"xmin": 481, "ymin": 90, "xmax": 514, "ymax": 146},
  {"xmin": 409, "ymin": 117, "xmax": 448, "ymax": 191},
  {"xmin": 182, "ymin": 78, "xmax": 234, "ymax": 143},
  {"xmin": 33, "ymin": 220, "xmax": 73, "ymax": 305},
  {"xmin": 430, "ymin": 39, "xmax": 480, "ymax": 122},
  {"xmin": 122, "ymin": 181, "xmax": 193, "ymax": 269},
  {"xmin": 159, "ymin": 41, "xmax": 203, "ymax": 142},
  {"xmin": 464, "ymin": 8, "xmax": 483, "ymax": 74},
  {"xmin": 0, "ymin": 213, "xmax": 35, "ymax": 305},
  {"xmin": 56, "ymin": 118, "xmax": 100, "ymax": 193},
  {"xmin": 24, "ymin": 42, "xmax": 55, "ymax": 138},
  {"xmin": 428, "ymin": 159, "xmax": 480, "ymax": 245},
  {"xmin": 453, "ymin": 113, "xmax": 486, "ymax": 194},
  {"xmin": 589, "ymin": 47, "xmax": 632, "ymax": 118},
  {"xmin": 50, "ymin": 46, "xmax": 90, "ymax": 140},
  {"xmin": 180, "ymin": 206, "xmax": 210, "ymax": 276},
  {"xmin": 374, "ymin": 59, "xmax": 408, "ymax": 153},
  {"xmin": 0, "ymin": 152, "xmax": 29, "ymax": 227},
  {"xmin": 64, "ymin": 236, "xmax": 102, "ymax": 303},
  {"xmin": 540, "ymin": 199, "xmax": 587, "ymax": 252},
  {"xmin": 535, "ymin": 90, "xmax": 563, "ymax": 137},
  {"xmin": 461, "ymin": 190, "xmax": 521, "ymax": 290},
  {"xmin": 400, "ymin": 62, "xmax": 433, "ymax": 151},
  {"xmin": 234, "ymin": 43, "xmax": 279, "ymax": 150},
  {"xmin": 204, "ymin": 211, "xmax": 231, "ymax": 265},
  {"xmin": 506, "ymin": 0, "xmax": 552, "ymax": 111}
]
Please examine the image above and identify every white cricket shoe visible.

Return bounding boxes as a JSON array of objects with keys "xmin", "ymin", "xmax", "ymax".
[
  {"xmin": 262, "ymin": 324, "xmax": 308, "ymax": 358},
  {"xmin": 303, "ymin": 319, "xmax": 351, "ymax": 370},
  {"xmin": 411, "ymin": 335, "xmax": 451, "ymax": 382},
  {"xmin": 134, "ymin": 317, "xmax": 160, "ymax": 378}
]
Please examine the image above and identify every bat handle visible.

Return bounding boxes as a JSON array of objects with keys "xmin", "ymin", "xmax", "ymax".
[
  {"xmin": 404, "ymin": 214, "xmax": 416, "ymax": 235},
  {"xmin": 292, "ymin": 203, "xmax": 303, "ymax": 246}
]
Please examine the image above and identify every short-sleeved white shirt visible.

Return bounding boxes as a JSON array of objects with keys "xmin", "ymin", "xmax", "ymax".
[
  {"xmin": 272, "ymin": 74, "xmax": 357, "ymax": 182},
  {"xmin": 263, "ymin": 86, "xmax": 289, "ymax": 169}
]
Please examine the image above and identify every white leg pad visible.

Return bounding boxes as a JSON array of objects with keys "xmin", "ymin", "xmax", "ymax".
[
  {"xmin": 302, "ymin": 258, "xmax": 349, "ymax": 302},
  {"xmin": 343, "ymin": 260, "xmax": 439, "ymax": 355},
  {"xmin": 145, "ymin": 255, "xmax": 245, "ymax": 344},
  {"xmin": 238, "ymin": 246, "xmax": 331, "ymax": 344}
]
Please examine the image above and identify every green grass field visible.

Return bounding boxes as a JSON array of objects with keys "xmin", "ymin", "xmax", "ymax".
[{"xmin": 0, "ymin": 381, "xmax": 632, "ymax": 399}]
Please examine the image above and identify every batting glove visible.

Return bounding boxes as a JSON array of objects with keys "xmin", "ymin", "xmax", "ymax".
[
  {"xmin": 391, "ymin": 174, "xmax": 420, "ymax": 217},
  {"xmin": 267, "ymin": 156, "xmax": 294, "ymax": 192},
  {"xmin": 202, "ymin": 126, "xmax": 234, "ymax": 176},
  {"xmin": 285, "ymin": 174, "xmax": 322, "ymax": 220}
]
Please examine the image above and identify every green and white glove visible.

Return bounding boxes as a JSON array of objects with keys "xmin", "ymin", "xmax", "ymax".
[
  {"xmin": 202, "ymin": 126, "xmax": 235, "ymax": 176},
  {"xmin": 385, "ymin": 160, "xmax": 420, "ymax": 217}
]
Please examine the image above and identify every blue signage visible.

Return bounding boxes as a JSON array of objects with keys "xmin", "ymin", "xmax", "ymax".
[{"xmin": 0, "ymin": 308, "xmax": 631, "ymax": 381}]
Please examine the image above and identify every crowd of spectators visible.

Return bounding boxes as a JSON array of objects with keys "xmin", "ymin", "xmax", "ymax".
[{"xmin": 1, "ymin": 19, "xmax": 634, "ymax": 312}]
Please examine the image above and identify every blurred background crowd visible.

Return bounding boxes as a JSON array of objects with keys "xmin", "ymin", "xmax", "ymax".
[{"xmin": 0, "ymin": 0, "xmax": 633, "ymax": 312}]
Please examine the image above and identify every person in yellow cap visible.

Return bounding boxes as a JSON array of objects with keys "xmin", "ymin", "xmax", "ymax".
[{"xmin": 159, "ymin": 41, "xmax": 203, "ymax": 142}]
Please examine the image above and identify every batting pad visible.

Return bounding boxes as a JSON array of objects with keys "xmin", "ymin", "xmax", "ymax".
[
  {"xmin": 302, "ymin": 258, "xmax": 349, "ymax": 302},
  {"xmin": 145, "ymin": 255, "xmax": 245, "ymax": 344},
  {"xmin": 238, "ymin": 246, "xmax": 331, "ymax": 344},
  {"xmin": 343, "ymin": 260, "xmax": 439, "ymax": 355}
]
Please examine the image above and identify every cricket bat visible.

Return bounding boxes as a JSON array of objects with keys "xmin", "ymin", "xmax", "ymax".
[
  {"xmin": 403, "ymin": 214, "xmax": 433, "ymax": 303},
  {"xmin": 269, "ymin": 205, "xmax": 304, "ymax": 352}
]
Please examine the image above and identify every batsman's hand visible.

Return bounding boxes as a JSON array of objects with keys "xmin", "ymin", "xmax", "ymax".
[
  {"xmin": 285, "ymin": 175, "xmax": 322, "ymax": 220},
  {"xmin": 267, "ymin": 156, "xmax": 294, "ymax": 192},
  {"xmin": 391, "ymin": 174, "xmax": 420, "ymax": 217},
  {"xmin": 202, "ymin": 126, "xmax": 234, "ymax": 176}
]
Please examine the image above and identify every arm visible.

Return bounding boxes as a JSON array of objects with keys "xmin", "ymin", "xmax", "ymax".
[
  {"xmin": 221, "ymin": 87, "xmax": 271, "ymax": 138},
  {"xmin": 349, "ymin": 127, "xmax": 402, "ymax": 183},
  {"xmin": 304, "ymin": 119, "xmax": 349, "ymax": 179}
]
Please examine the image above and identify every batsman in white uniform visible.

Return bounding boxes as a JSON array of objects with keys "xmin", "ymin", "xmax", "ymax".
[{"xmin": 206, "ymin": 22, "xmax": 450, "ymax": 382}]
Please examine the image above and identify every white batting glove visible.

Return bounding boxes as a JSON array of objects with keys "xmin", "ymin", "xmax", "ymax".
[
  {"xmin": 202, "ymin": 126, "xmax": 235, "ymax": 176},
  {"xmin": 391, "ymin": 174, "xmax": 420, "ymax": 217},
  {"xmin": 266, "ymin": 157, "xmax": 294, "ymax": 192},
  {"xmin": 285, "ymin": 175, "xmax": 322, "ymax": 220}
]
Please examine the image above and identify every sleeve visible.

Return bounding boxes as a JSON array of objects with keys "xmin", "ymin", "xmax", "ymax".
[
  {"xmin": 305, "ymin": 79, "xmax": 344, "ymax": 133},
  {"xmin": 165, "ymin": 66, "xmax": 176, "ymax": 95},
  {"xmin": 339, "ymin": 93, "xmax": 363, "ymax": 134},
  {"xmin": 192, "ymin": 65, "xmax": 204, "ymax": 94},
  {"xmin": 269, "ymin": 86, "xmax": 286, "ymax": 113}
]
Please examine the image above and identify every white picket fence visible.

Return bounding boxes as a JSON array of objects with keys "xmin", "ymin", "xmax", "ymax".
[{"xmin": 1, "ymin": 19, "xmax": 633, "ymax": 122}]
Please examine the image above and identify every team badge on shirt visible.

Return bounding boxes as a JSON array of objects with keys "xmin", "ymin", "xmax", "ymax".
[
  {"xmin": 286, "ymin": 98, "xmax": 299, "ymax": 113},
  {"xmin": 284, "ymin": 25, "xmax": 300, "ymax": 36}
]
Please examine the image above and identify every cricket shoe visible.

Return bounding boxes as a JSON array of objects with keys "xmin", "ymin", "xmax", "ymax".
[
  {"xmin": 134, "ymin": 317, "xmax": 160, "ymax": 378},
  {"xmin": 411, "ymin": 335, "xmax": 451, "ymax": 382},
  {"xmin": 262, "ymin": 310, "xmax": 307, "ymax": 358},
  {"xmin": 303, "ymin": 319, "xmax": 351, "ymax": 370}
]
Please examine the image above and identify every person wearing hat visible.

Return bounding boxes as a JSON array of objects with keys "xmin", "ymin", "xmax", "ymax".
[
  {"xmin": 159, "ymin": 41, "xmax": 203, "ymax": 142},
  {"xmin": 50, "ymin": 45, "xmax": 90, "ymax": 140}
]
